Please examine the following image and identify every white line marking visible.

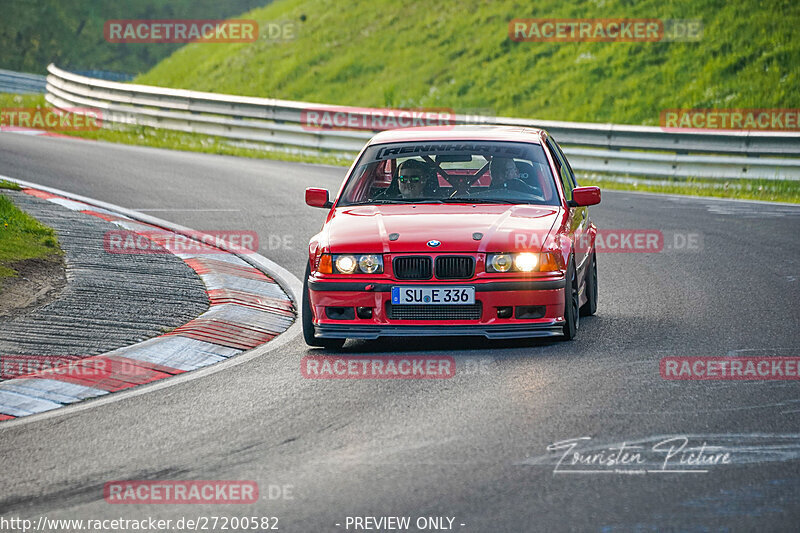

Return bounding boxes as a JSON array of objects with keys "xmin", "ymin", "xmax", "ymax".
[
  {"xmin": 646, "ymin": 469, "xmax": 708, "ymax": 473},
  {"xmin": 553, "ymin": 470, "xmax": 617, "ymax": 474},
  {"xmin": 130, "ymin": 208, "xmax": 241, "ymax": 212}
]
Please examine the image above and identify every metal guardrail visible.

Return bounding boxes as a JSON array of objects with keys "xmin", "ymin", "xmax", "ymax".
[
  {"xmin": 0, "ymin": 69, "xmax": 47, "ymax": 94},
  {"xmin": 69, "ymin": 70, "xmax": 135, "ymax": 82},
  {"xmin": 44, "ymin": 63, "xmax": 800, "ymax": 180}
]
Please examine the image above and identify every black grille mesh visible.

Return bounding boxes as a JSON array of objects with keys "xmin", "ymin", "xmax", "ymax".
[
  {"xmin": 393, "ymin": 256, "xmax": 432, "ymax": 280},
  {"xmin": 387, "ymin": 302, "xmax": 482, "ymax": 320},
  {"xmin": 435, "ymin": 256, "xmax": 475, "ymax": 279}
]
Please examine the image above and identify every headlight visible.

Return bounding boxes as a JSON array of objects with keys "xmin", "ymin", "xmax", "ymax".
[
  {"xmin": 514, "ymin": 252, "xmax": 538, "ymax": 272},
  {"xmin": 487, "ymin": 253, "xmax": 513, "ymax": 273},
  {"xmin": 358, "ymin": 254, "xmax": 382, "ymax": 274},
  {"xmin": 329, "ymin": 254, "xmax": 384, "ymax": 274},
  {"xmin": 486, "ymin": 252, "xmax": 563, "ymax": 273},
  {"xmin": 334, "ymin": 254, "xmax": 358, "ymax": 274}
]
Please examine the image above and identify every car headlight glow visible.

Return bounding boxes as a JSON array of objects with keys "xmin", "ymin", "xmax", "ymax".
[
  {"xmin": 514, "ymin": 252, "xmax": 538, "ymax": 272},
  {"xmin": 334, "ymin": 254, "xmax": 358, "ymax": 274},
  {"xmin": 486, "ymin": 252, "xmax": 563, "ymax": 273},
  {"xmin": 329, "ymin": 254, "xmax": 384, "ymax": 274}
]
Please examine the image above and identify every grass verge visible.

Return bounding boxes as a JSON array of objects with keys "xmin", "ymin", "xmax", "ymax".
[
  {"xmin": 0, "ymin": 193, "xmax": 62, "ymax": 281},
  {"xmin": 0, "ymin": 93, "xmax": 44, "ymax": 108},
  {"xmin": 0, "ymin": 180, "xmax": 22, "ymax": 191},
  {"xmin": 136, "ymin": 0, "xmax": 799, "ymax": 125}
]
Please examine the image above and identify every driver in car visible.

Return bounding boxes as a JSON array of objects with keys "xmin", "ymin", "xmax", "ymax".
[
  {"xmin": 397, "ymin": 159, "xmax": 432, "ymax": 199},
  {"xmin": 489, "ymin": 157, "xmax": 541, "ymax": 196}
]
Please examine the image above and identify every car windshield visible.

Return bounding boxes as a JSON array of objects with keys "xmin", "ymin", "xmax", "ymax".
[{"xmin": 337, "ymin": 140, "xmax": 560, "ymax": 207}]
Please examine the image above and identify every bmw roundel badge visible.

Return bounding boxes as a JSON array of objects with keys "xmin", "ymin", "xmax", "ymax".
[{"xmin": 427, "ymin": 239, "xmax": 441, "ymax": 247}]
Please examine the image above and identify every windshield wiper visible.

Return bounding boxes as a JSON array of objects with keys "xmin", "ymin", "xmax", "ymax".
[
  {"xmin": 441, "ymin": 198, "xmax": 515, "ymax": 204},
  {"xmin": 346, "ymin": 198, "xmax": 529, "ymax": 206},
  {"xmin": 349, "ymin": 198, "xmax": 465, "ymax": 205},
  {"xmin": 374, "ymin": 199, "xmax": 508, "ymax": 204},
  {"xmin": 346, "ymin": 199, "xmax": 418, "ymax": 205}
]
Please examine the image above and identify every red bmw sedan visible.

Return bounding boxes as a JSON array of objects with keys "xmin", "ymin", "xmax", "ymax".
[{"xmin": 303, "ymin": 126, "xmax": 600, "ymax": 348}]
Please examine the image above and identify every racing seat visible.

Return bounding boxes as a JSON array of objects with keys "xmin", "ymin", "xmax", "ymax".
[
  {"xmin": 422, "ymin": 168, "xmax": 440, "ymax": 197},
  {"xmin": 514, "ymin": 161, "xmax": 545, "ymax": 197}
]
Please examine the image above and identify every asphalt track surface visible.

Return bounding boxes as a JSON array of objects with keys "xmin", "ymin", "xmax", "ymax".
[
  {"xmin": 0, "ymin": 134, "xmax": 799, "ymax": 532},
  {"xmin": 0, "ymin": 190, "xmax": 208, "ymax": 359}
]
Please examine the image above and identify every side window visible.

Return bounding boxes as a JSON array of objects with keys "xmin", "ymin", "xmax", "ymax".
[
  {"xmin": 546, "ymin": 138, "xmax": 574, "ymax": 202},
  {"xmin": 344, "ymin": 162, "xmax": 379, "ymax": 203},
  {"xmin": 551, "ymin": 138, "xmax": 577, "ymax": 187}
]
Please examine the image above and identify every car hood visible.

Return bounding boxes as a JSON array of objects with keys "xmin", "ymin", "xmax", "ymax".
[{"xmin": 324, "ymin": 204, "xmax": 562, "ymax": 254}]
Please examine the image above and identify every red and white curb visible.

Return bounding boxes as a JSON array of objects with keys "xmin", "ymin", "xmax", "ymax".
[{"xmin": 0, "ymin": 183, "xmax": 296, "ymax": 421}]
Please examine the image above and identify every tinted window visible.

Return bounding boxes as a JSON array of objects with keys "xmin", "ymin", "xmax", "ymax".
[
  {"xmin": 546, "ymin": 138, "xmax": 574, "ymax": 202},
  {"xmin": 551, "ymin": 138, "xmax": 577, "ymax": 187}
]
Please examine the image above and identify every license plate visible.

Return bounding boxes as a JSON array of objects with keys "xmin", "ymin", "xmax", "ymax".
[{"xmin": 391, "ymin": 286, "xmax": 475, "ymax": 305}]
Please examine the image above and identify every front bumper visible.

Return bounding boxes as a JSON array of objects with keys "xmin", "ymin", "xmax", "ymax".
[
  {"xmin": 308, "ymin": 277, "xmax": 567, "ymax": 339},
  {"xmin": 315, "ymin": 321, "xmax": 565, "ymax": 339}
]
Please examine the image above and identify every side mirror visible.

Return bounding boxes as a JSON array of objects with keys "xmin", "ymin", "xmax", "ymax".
[
  {"xmin": 305, "ymin": 187, "xmax": 332, "ymax": 208},
  {"xmin": 569, "ymin": 186, "xmax": 601, "ymax": 207}
]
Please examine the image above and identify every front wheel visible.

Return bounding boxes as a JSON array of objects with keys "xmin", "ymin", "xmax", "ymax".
[
  {"xmin": 580, "ymin": 252, "xmax": 598, "ymax": 317},
  {"xmin": 561, "ymin": 257, "xmax": 579, "ymax": 340},
  {"xmin": 302, "ymin": 263, "xmax": 346, "ymax": 349}
]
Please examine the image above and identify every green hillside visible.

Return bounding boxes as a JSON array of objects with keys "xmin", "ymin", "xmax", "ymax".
[
  {"xmin": 0, "ymin": 0, "xmax": 267, "ymax": 75},
  {"xmin": 136, "ymin": 0, "xmax": 800, "ymax": 125}
]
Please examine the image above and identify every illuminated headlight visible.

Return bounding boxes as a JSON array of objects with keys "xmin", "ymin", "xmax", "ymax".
[
  {"xmin": 487, "ymin": 253, "xmax": 513, "ymax": 273},
  {"xmin": 487, "ymin": 252, "xmax": 561, "ymax": 273},
  {"xmin": 514, "ymin": 253, "xmax": 538, "ymax": 272},
  {"xmin": 334, "ymin": 255, "xmax": 358, "ymax": 274},
  {"xmin": 331, "ymin": 254, "xmax": 384, "ymax": 274}
]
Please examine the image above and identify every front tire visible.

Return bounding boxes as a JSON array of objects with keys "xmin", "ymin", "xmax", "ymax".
[
  {"xmin": 580, "ymin": 252, "xmax": 598, "ymax": 317},
  {"xmin": 302, "ymin": 263, "xmax": 346, "ymax": 349},
  {"xmin": 561, "ymin": 257, "xmax": 579, "ymax": 340}
]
